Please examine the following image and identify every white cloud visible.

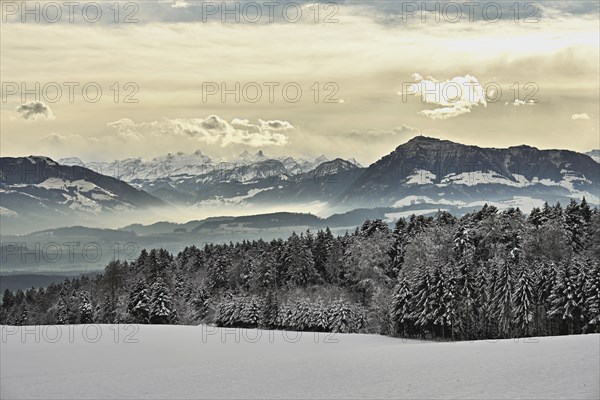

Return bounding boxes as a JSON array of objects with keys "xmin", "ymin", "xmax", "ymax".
[
  {"xmin": 15, "ymin": 101, "xmax": 54, "ymax": 121},
  {"xmin": 171, "ymin": 1, "xmax": 189, "ymax": 8},
  {"xmin": 106, "ymin": 115, "xmax": 293, "ymax": 147},
  {"xmin": 505, "ymin": 99, "xmax": 536, "ymax": 107},
  {"xmin": 106, "ymin": 118, "xmax": 145, "ymax": 140},
  {"xmin": 571, "ymin": 113, "xmax": 591, "ymax": 120},
  {"xmin": 401, "ymin": 74, "xmax": 487, "ymax": 120}
]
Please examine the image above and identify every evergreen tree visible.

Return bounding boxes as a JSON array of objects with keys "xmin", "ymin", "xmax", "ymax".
[
  {"xmin": 429, "ymin": 265, "xmax": 448, "ymax": 338},
  {"xmin": 284, "ymin": 232, "xmax": 318, "ymax": 287},
  {"xmin": 411, "ymin": 270, "xmax": 433, "ymax": 336},
  {"xmin": 79, "ymin": 292, "xmax": 94, "ymax": 324},
  {"xmin": 99, "ymin": 293, "xmax": 117, "ymax": 323},
  {"xmin": 584, "ymin": 261, "xmax": 600, "ymax": 332},
  {"xmin": 207, "ymin": 252, "xmax": 229, "ymax": 291},
  {"xmin": 548, "ymin": 262, "xmax": 580, "ymax": 334},
  {"xmin": 329, "ymin": 300, "xmax": 354, "ymax": 333},
  {"xmin": 260, "ymin": 291, "xmax": 279, "ymax": 328},
  {"xmin": 313, "ymin": 228, "xmax": 334, "ymax": 281},
  {"xmin": 2, "ymin": 289, "xmax": 15, "ymax": 308},
  {"xmin": 243, "ymin": 297, "xmax": 261, "ymax": 327},
  {"xmin": 494, "ymin": 259, "xmax": 514, "ymax": 338},
  {"xmin": 390, "ymin": 218, "xmax": 408, "ymax": 274},
  {"xmin": 391, "ymin": 277, "xmax": 413, "ymax": 336},
  {"xmin": 454, "ymin": 226, "xmax": 477, "ymax": 339},
  {"xmin": 149, "ymin": 278, "xmax": 176, "ymax": 324},
  {"xmin": 513, "ymin": 268, "xmax": 534, "ymax": 336},
  {"xmin": 127, "ymin": 281, "xmax": 151, "ymax": 323},
  {"xmin": 565, "ymin": 199, "xmax": 584, "ymax": 251},
  {"xmin": 443, "ymin": 270, "xmax": 459, "ymax": 340},
  {"xmin": 55, "ymin": 294, "xmax": 71, "ymax": 324}
]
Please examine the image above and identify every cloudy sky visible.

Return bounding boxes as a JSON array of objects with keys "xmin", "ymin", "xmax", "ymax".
[{"xmin": 1, "ymin": 0, "xmax": 598, "ymax": 165}]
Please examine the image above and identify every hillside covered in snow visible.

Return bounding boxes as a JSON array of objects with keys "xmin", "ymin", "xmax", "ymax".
[{"xmin": 1, "ymin": 324, "xmax": 598, "ymax": 399}]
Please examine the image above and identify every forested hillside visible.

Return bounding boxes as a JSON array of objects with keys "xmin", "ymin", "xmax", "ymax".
[{"xmin": 2, "ymin": 198, "xmax": 599, "ymax": 341}]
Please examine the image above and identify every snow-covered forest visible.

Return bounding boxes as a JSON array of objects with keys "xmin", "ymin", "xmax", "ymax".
[{"xmin": 2, "ymin": 199, "xmax": 599, "ymax": 341}]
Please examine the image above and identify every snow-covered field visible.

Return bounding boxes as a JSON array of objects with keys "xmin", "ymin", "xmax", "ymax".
[{"xmin": 1, "ymin": 325, "xmax": 598, "ymax": 399}]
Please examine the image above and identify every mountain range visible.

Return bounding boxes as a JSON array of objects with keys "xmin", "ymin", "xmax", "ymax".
[
  {"xmin": 57, "ymin": 151, "xmax": 362, "ymax": 205},
  {"xmin": 339, "ymin": 136, "xmax": 599, "ymax": 209},
  {"xmin": 1, "ymin": 137, "xmax": 599, "ymax": 234},
  {"xmin": 0, "ymin": 156, "xmax": 164, "ymax": 232}
]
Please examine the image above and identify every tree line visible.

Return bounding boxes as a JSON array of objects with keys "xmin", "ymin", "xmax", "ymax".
[{"xmin": 1, "ymin": 198, "xmax": 599, "ymax": 340}]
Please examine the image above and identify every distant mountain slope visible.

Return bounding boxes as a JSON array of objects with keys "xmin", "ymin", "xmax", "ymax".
[
  {"xmin": 339, "ymin": 137, "xmax": 600, "ymax": 208},
  {"xmin": 0, "ymin": 156, "xmax": 164, "ymax": 222},
  {"xmin": 586, "ymin": 149, "xmax": 600, "ymax": 163},
  {"xmin": 191, "ymin": 212, "xmax": 323, "ymax": 232},
  {"xmin": 250, "ymin": 158, "xmax": 365, "ymax": 204}
]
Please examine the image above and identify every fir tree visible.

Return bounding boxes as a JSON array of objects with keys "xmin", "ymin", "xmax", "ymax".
[
  {"xmin": 548, "ymin": 262, "xmax": 579, "ymax": 334},
  {"xmin": 494, "ymin": 259, "xmax": 514, "ymax": 338},
  {"xmin": 565, "ymin": 199, "xmax": 584, "ymax": 251},
  {"xmin": 513, "ymin": 268, "xmax": 534, "ymax": 336},
  {"xmin": 127, "ymin": 281, "xmax": 151, "ymax": 323},
  {"xmin": 243, "ymin": 297, "xmax": 261, "ymax": 327},
  {"xmin": 412, "ymin": 270, "xmax": 433, "ymax": 336},
  {"xmin": 584, "ymin": 261, "xmax": 600, "ymax": 332},
  {"xmin": 391, "ymin": 277, "xmax": 413, "ymax": 336},
  {"xmin": 149, "ymin": 278, "xmax": 176, "ymax": 324},
  {"xmin": 79, "ymin": 292, "xmax": 94, "ymax": 324},
  {"xmin": 2, "ymin": 289, "xmax": 15, "ymax": 308},
  {"xmin": 284, "ymin": 232, "xmax": 317, "ymax": 287},
  {"xmin": 260, "ymin": 291, "xmax": 279, "ymax": 328}
]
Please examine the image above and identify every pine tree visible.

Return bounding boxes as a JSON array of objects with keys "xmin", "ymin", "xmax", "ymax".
[
  {"xmin": 443, "ymin": 270, "xmax": 459, "ymax": 340},
  {"xmin": 573, "ymin": 258, "xmax": 590, "ymax": 333},
  {"xmin": 127, "ymin": 281, "xmax": 151, "ymax": 323},
  {"xmin": 411, "ymin": 270, "xmax": 433, "ymax": 337},
  {"xmin": 2, "ymin": 289, "xmax": 15, "ymax": 308},
  {"xmin": 313, "ymin": 228, "xmax": 334, "ymax": 282},
  {"xmin": 276, "ymin": 302, "xmax": 294, "ymax": 329},
  {"xmin": 79, "ymin": 292, "xmax": 94, "ymax": 324},
  {"xmin": 454, "ymin": 226, "xmax": 477, "ymax": 340},
  {"xmin": 208, "ymin": 252, "xmax": 229, "ymax": 291},
  {"xmin": 565, "ymin": 199, "xmax": 584, "ymax": 251},
  {"xmin": 329, "ymin": 300, "xmax": 354, "ymax": 333},
  {"xmin": 243, "ymin": 297, "xmax": 261, "ymax": 327},
  {"xmin": 149, "ymin": 278, "xmax": 176, "ymax": 324},
  {"xmin": 314, "ymin": 299, "xmax": 330, "ymax": 331},
  {"xmin": 429, "ymin": 265, "xmax": 447, "ymax": 338},
  {"xmin": 284, "ymin": 232, "xmax": 317, "ymax": 287},
  {"xmin": 534, "ymin": 261, "xmax": 556, "ymax": 335},
  {"xmin": 584, "ymin": 261, "xmax": 600, "ymax": 332},
  {"xmin": 528, "ymin": 207, "xmax": 543, "ymax": 229},
  {"xmin": 390, "ymin": 218, "xmax": 408, "ymax": 274},
  {"xmin": 513, "ymin": 268, "xmax": 534, "ymax": 336},
  {"xmin": 493, "ymin": 259, "xmax": 514, "ymax": 338},
  {"xmin": 260, "ymin": 291, "xmax": 278, "ymax": 328},
  {"xmin": 391, "ymin": 277, "xmax": 413, "ymax": 336},
  {"xmin": 55, "ymin": 295, "xmax": 71, "ymax": 324},
  {"xmin": 548, "ymin": 262, "xmax": 579, "ymax": 334},
  {"xmin": 99, "ymin": 293, "xmax": 117, "ymax": 323}
]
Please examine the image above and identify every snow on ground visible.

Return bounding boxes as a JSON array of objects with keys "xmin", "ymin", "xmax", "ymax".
[
  {"xmin": 385, "ymin": 209, "xmax": 448, "ymax": 221},
  {"xmin": 1, "ymin": 325, "xmax": 598, "ymax": 399},
  {"xmin": 195, "ymin": 188, "xmax": 274, "ymax": 207},
  {"xmin": 405, "ymin": 170, "xmax": 437, "ymax": 185},
  {"xmin": 0, "ymin": 206, "xmax": 18, "ymax": 217},
  {"xmin": 393, "ymin": 195, "xmax": 465, "ymax": 208},
  {"xmin": 37, "ymin": 178, "xmax": 98, "ymax": 192}
]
